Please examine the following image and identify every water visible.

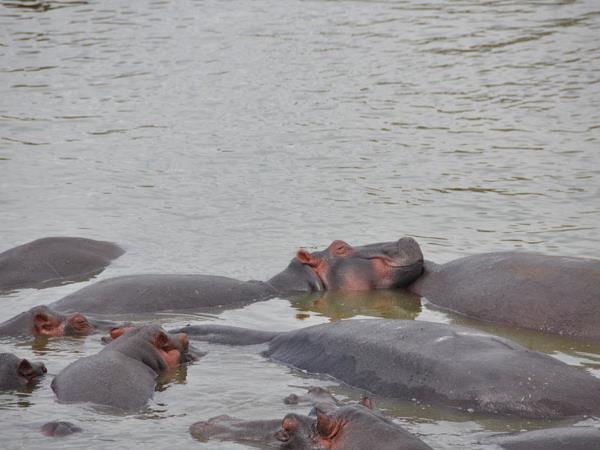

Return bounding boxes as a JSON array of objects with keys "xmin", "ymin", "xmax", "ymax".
[{"xmin": 1, "ymin": 0, "xmax": 599, "ymax": 448}]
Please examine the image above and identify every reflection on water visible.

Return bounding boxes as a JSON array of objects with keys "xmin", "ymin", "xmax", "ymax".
[{"xmin": 291, "ymin": 289, "xmax": 422, "ymax": 321}]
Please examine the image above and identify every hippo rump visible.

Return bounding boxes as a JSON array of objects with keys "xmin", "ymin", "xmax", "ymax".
[
  {"xmin": 191, "ymin": 403, "xmax": 433, "ymax": 450},
  {"xmin": 487, "ymin": 426, "xmax": 600, "ymax": 450},
  {"xmin": 0, "ymin": 236, "xmax": 124, "ymax": 291},
  {"xmin": 51, "ymin": 325, "xmax": 193, "ymax": 410},
  {"xmin": 0, "ymin": 305, "xmax": 117, "ymax": 338},
  {"xmin": 409, "ymin": 252, "xmax": 600, "ymax": 341},
  {"xmin": 49, "ymin": 237, "xmax": 424, "ymax": 315},
  {"xmin": 175, "ymin": 319, "xmax": 600, "ymax": 419},
  {"xmin": 0, "ymin": 353, "xmax": 47, "ymax": 390}
]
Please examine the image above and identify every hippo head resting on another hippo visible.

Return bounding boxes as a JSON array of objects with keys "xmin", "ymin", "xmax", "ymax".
[{"xmin": 269, "ymin": 237, "xmax": 424, "ymax": 292}]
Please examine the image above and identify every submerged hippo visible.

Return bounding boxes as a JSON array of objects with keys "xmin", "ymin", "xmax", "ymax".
[
  {"xmin": 409, "ymin": 252, "xmax": 600, "ymax": 341},
  {"xmin": 40, "ymin": 421, "xmax": 82, "ymax": 437},
  {"xmin": 0, "ymin": 236, "xmax": 124, "ymax": 291},
  {"xmin": 51, "ymin": 325, "xmax": 193, "ymax": 410},
  {"xmin": 175, "ymin": 319, "xmax": 600, "ymax": 419},
  {"xmin": 0, "ymin": 352, "xmax": 47, "ymax": 390},
  {"xmin": 191, "ymin": 403, "xmax": 433, "ymax": 450},
  {"xmin": 49, "ymin": 237, "xmax": 423, "ymax": 315},
  {"xmin": 487, "ymin": 426, "xmax": 600, "ymax": 450},
  {"xmin": 0, "ymin": 305, "xmax": 116, "ymax": 338}
]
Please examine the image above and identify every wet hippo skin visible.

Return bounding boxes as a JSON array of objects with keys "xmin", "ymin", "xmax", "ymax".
[
  {"xmin": 487, "ymin": 426, "xmax": 600, "ymax": 450},
  {"xmin": 190, "ymin": 403, "xmax": 433, "ymax": 450},
  {"xmin": 176, "ymin": 319, "xmax": 600, "ymax": 419},
  {"xmin": 408, "ymin": 252, "xmax": 600, "ymax": 341},
  {"xmin": 0, "ymin": 353, "xmax": 47, "ymax": 390},
  {"xmin": 0, "ymin": 236, "xmax": 124, "ymax": 291},
  {"xmin": 40, "ymin": 421, "xmax": 82, "ymax": 437},
  {"xmin": 51, "ymin": 325, "xmax": 192, "ymax": 410},
  {"xmin": 49, "ymin": 237, "xmax": 424, "ymax": 314},
  {"xmin": 0, "ymin": 305, "xmax": 117, "ymax": 338}
]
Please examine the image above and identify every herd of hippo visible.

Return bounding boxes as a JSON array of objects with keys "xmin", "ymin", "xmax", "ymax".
[{"xmin": 1, "ymin": 235, "xmax": 599, "ymax": 449}]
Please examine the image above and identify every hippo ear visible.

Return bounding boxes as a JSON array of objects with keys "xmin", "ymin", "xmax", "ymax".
[
  {"xmin": 110, "ymin": 327, "xmax": 127, "ymax": 340},
  {"xmin": 297, "ymin": 249, "xmax": 319, "ymax": 267},
  {"xmin": 33, "ymin": 312, "xmax": 50, "ymax": 329},
  {"xmin": 360, "ymin": 396, "xmax": 374, "ymax": 410},
  {"xmin": 315, "ymin": 409, "xmax": 339, "ymax": 439},
  {"xmin": 154, "ymin": 331, "xmax": 169, "ymax": 349},
  {"xmin": 17, "ymin": 359, "xmax": 34, "ymax": 377}
]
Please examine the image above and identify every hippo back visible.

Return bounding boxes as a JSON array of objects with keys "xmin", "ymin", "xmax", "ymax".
[
  {"xmin": 0, "ymin": 237, "xmax": 124, "ymax": 291},
  {"xmin": 410, "ymin": 252, "xmax": 600, "ymax": 341},
  {"xmin": 263, "ymin": 319, "xmax": 600, "ymax": 418}
]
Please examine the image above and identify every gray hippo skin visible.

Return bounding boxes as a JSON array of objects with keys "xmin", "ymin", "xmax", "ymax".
[
  {"xmin": 488, "ymin": 426, "xmax": 600, "ymax": 450},
  {"xmin": 50, "ymin": 237, "xmax": 423, "ymax": 315},
  {"xmin": 176, "ymin": 320, "xmax": 600, "ymax": 419},
  {"xmin": 409, "ymin": 252, "xmax": 600, "ymax": 341},
  {"xmin": 0, "ymin": 236, "xmax": 124, "ymax": 291},
  {"xmin": 0, "ymin": 305, "xmax": 117, "ymax": 338},
  {"xmin": 190, "ymin": 404, "xmax": 433, "ymax": 450},
  {"xmin": 0, "ymin": 353, "xmax": 47, "ymax": 390},
  {"xmin": 40, "ymin": 421, "xmax": 82, "ymax": 437},
  {"xmin": 51, "ymin": 325, "xmax": 191, "ymax": 410}
]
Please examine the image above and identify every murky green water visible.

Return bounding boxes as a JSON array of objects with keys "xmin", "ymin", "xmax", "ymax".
[{"xmin": 1, "ymin": 0, "xmax": 599, "ymax": 448}]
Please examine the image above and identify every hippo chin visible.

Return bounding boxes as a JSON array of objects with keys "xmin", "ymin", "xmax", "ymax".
[
  {"xmin": 408, "ymin": 252, "xmax": 600, "ymax": 342},
  {"xmin": 51, "ymin": 325, "xmax": 193, "ymax": 411},
  {"xmin": 175, "ymin": 319, "xmax": 600, "ymax": 419},
  {"xmin": 0, "ymin": 236, "xmax": 124, "ymax": 291},
  {"xmin": 49, "ymin": 237, "xmax": 423, "ymax": 315},
  {"xmin": 0, "ymin": 353, "xmax": 47, "ymax": 390}
]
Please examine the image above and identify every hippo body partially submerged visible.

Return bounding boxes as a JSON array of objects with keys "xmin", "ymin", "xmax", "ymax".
[
  {"xmin": 177, "ymin": 319, "xmax": 600, "ymax": 419},
  {"xmin": 0, "ymin": 237, "xmax": 124, "ymax": 291},
  {"xmin": 50, "ymin": 238, "xmax": 424, "ymax": 315},
  {"xmin": 488, "ymin": 426, "xmax": 600, "ymax": 450},
  {"xmin": 191, "ymin": 404, "xmax": 433, "ymax": 450},
  {"xmin": 409, "ymin": 252, "xmax": 600, "ymax": 341},
  {"xmin": 51, "ymin": 325, "xmax": 191, "ymax": 410}
]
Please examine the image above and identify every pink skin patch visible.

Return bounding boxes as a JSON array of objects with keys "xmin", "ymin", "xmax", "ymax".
[{"xmin": 33, "ymin": 314, "xmax": 65, "ymax": 337}]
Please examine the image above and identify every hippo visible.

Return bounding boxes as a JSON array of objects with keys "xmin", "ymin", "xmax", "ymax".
[
  {"xmin": 174, "ymin": 319, "xmax": 600, "ymax": 419},
  {"xmin": 284, "ymin": 386, "xmax": 340, "ymax": 407},
  {"xmin": 40, "ymin": 421, "xmax": 82, "ymax": 437},
  {"xmin": 0, "ymin": 352, "xmax": 47, "ymax": 390},
  {"xmin": 49, "ymin": 237, "xmax": 423, "ymax": 315},
  {"xmin": 487, "ymin": 426, "xmax": 600, "ymax": 450},
  {"xmin": 0, "ymin": 305, "xmax": 116, "ymax": 338},
  {"xmin": 408, "ymin": 252, "xmax": 600, "ymax": 341},
  {"xmin": 190, "ymin": 403, "xmax": 433, "ymax": 449},
  {"xmin": 0, "ymin": 236, "xmax": 124, "ymax": 291},
  {"xmin": 51, "ymin": 325, "xmax": 193, "ymax": 410}
]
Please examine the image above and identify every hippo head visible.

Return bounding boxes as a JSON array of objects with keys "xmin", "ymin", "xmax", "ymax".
[
  {"xmin": 31, "ymin": 306, "xmax": 94, "ymax": 337},
  {"xmin": 16, "ymin": 357, "xmax": 47, "ymax": 383},
  {"xmin": 105, "ymin": 325, "xmax": 193, "ymax": 372},
  {"xmin": 0, "ymin": 353, "xmax": 47, "ymax": 390},
  {"xmin": 270, "ymin": 237, "xmax": 423, "ymax": 292}
]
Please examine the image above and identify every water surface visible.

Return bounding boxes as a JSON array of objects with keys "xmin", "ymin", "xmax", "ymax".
[{"xmin": 1, "ymin": 0, "xmax": 599, "ymax": 448}]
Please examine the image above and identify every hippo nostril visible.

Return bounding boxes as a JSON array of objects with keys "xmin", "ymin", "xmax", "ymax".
[{"xmin": 42, "ymin": 365, "xmax": 47, "ymax": 373}]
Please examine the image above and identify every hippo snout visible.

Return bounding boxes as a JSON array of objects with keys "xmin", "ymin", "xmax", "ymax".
[{"xmin": 393, "ymin": 237, "xmax": 424, "ymax": 266}]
